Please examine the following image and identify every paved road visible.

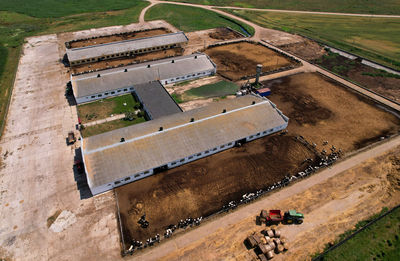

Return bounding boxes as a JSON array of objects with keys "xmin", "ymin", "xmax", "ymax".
[{"xmin": 132, "ymin": 135, "xmax": 400, "ymax": 260}]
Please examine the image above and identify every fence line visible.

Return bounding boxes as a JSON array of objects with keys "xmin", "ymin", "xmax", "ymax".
[{"xmin": 312, "ymin": 204, "xmax": 400, "ymax": 260}]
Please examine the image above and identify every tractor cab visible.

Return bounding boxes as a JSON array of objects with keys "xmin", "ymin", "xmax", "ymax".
[{"xmin": 284, "ymin": 209, "xmax": 304, "ymax": 224}]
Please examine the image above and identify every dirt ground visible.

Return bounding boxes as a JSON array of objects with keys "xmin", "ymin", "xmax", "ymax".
[
  {"xmin": 153, "ymin": 140, "xmax": 400, "ymax": 261},
  {"xmin": 184, "ymin": 28, "xmax": 245, "ymax": 55},
  {"xmin": 116, "ymin": 135, "xmax": 318, "ymax": 244},
  {"xmin": 72, "ymin": 48, "xmax": 183, "ymax": 74},
  {"xmin": 68, "ymin": 28, "xmax": 171, "ymax": 48},
  {"xmin": 208, "ymin": 27, "xmax": 244, "ymax": 40},
  {"xmin": 315, "ymin": 55, "xmax": 400, "ymax": 102},
  {"xmin": 205, "ymin": 42, "xmax": 297, "ymax": 81},
  {"xmin": 278, "ymin": 38, "xmax": 326, "ymax": 61},
  {"xmin": 263, "ymin": 72, "xmax": 400, "ymax": 153}
]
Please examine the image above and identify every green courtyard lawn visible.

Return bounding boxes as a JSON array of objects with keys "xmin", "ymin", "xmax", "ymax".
[
  {"xmin": 145, "ymin": 4, "xmax": 254, "ymax": 35},
  {"xmin": 173, "ymin": 80, "xmax": 239, "ymax": 103},
  {"xmin": 77, "ymin": 94, "xmax": 140, "ymax": 124},
  {"xmin": 81, "ymin": 117, "xmax": 146, "ymax": 138},
  {"xmin": 0, "ymin": 0, "xmax": 149, "ymax": 137},
  {"xmin": 165, "ymin": 0, "xmax": 400, "ymax": 15},
  {"xmin": 317, "ymin": 206, "xmax": 400, "ymax": 260},
  {"xmin": 224, "ymin": 9, "xmax": 400, "ymax": 70}
]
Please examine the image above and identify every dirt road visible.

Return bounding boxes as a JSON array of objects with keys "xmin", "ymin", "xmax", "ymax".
[{"xmin": 132, "ymin": 135, "xmax": 400, "ymax": 260}]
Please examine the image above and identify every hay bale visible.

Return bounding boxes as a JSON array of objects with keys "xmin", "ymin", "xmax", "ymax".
[
  {"xmin": 266, "ymin": 251, "xmax": 274, "ymax": 260},
  {"xmin": 273, "ymin": 229, "xmax": 281, "ymax": 238},
  {"xmin": 264, "ymin": 236, "xmax": 271, "ymax": 242},
  {"xmin": 273, "ymin": 238, "xmax": 281, "ymax": 245},
  {"xmin": 269, "ymin": 241, "xmax": 276, "ymax": 249},
  {"xmin": 275, "ymin": 244, "xmax": 284, "ymax": 254},
  {"xmin": 280, "ymin": 237, "xmax": 287, "ymax": 244},
  {"xmin": 258, "ymin": 254, "xmax": 268, "ymax": 261},
  {"xmin": 266, "ymin": 230, "xmax": 274, "ymax": 238}
]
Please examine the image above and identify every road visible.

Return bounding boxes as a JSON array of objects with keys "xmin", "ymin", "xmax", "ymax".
[{"xmin": 132, "ymin": 135, "xmax": 400, "ymax": 260}]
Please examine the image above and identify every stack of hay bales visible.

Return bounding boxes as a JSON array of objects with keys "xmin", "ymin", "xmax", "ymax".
[{"xmin": 246, "ymin": 228, "xmax": 289, "ymax": 260}]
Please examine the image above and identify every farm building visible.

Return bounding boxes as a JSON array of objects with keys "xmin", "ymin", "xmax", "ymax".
[
  {"xmin": 81, "ymin": 95, "xmax": 289, "ymax": 195},
  {"xmin": 133, "ymin": 81, "xmax": 182, "ymax": 120},
  {"xmin": 71, "ymin": 53, "xmax": 216, "ymax": 104},
  {"xmin": 66, "ymin": 31, "xmax": 188, "ymax": 66}
]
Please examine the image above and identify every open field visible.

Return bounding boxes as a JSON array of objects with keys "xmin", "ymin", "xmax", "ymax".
[
  {"xmin": 145, "ymin": 4, "xmax": 254, "ymax": 35},
  {"xmin": 173, "ymin": 80, "xmax": 238, "ymax": 102},
  {"xmin": 77, "ymin": 94, "xmax": 140, "ymax": 124},
  {"xmin": 0, "ymin": 2, "xmax": 149, "ymax": 137},
  {"xmin": 315, "ymin": 52, "xmax": 400, "ymax": 102},
  {"xmin": 165, "ymin": 0, "xmax": 400, "ymax": 14},
  {"xmin": 205, "ymin": 41, "xmax": 297, "ymax": 80},
  {"xmin": 68, "ymin": 28, "xmax": 171, "ymax": 48},
  {"xmin": 264, "ymin": 72, "xmax": 400, "ymax": 152},
  {"xmin": 116, "ymin": 134, "xmax": 318, "ymax": 244},
  {"xmin": 72, "ymin": 48, "xmax": 183, "ymax": 74},
  {"xmin": 0, "ymin": 0, "xmax": 145, "ymax": 18},
  {"xmin": 320, "ymin": 206, "xmax": 400, "ymax": 260},
  {"xmin": 225, "ymin": 9, "xmax": 400, "ymax": 70},
  {"xmin": 81, "ymin": 117, "xmax": 146, "ymax": 138}
]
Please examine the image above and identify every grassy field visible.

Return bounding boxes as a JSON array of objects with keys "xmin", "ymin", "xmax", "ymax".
[
  {"xmin": 0, "ymin": 0, "xmax": 143, "ymax": 18},
  {"xmin": 81, "ymin": 117, "xmax": 146, "ymax": 138},
  {"xmin": 77, "ymin": 94, "xmax": 140, "ymax": 124},
  {"xmin": 145, "ymin": 4, "xmax": 254, "ymax": 35},
  {"xmin": 173, "ymin": 81, "xmax": 238, "ymax": 102},
  {"xmin": 224, "ymin": 9, "xmax": 400, "ymax": 70},
  {"xmin": 0, "ymin": 1, "xmax": 148, "ymax": 137},
  {"xmin": 166, "ymin": 0, "xmax": 400, "ymax": 15},
  {"xmin": 317, "ymin": 206, "xmax": 400, "ymax": 260}
]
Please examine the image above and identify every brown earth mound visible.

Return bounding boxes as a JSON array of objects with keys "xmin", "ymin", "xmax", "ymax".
[
  {"xmin": 208, "ymin": 27, "xmax": 243, "ymax": 40},
  {"xmin": 205, "ymin": 42, "xmax": 296, "ymax": 81}
]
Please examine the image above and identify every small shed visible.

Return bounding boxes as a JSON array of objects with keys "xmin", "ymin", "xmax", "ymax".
[{"xmin": 256, "ymin": 87, "xmax": 271, "ymax": 97}]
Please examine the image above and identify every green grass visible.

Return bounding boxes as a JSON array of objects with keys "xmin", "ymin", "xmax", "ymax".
[
  {"xmin": 0, "ymin": 0, "xmax": 144, "ymax": 18},
  {"xmin": 317, "ymin": 206, "xmax": 400, "ymax": 260},
  {"xmin": 77, "ymin": 94, "xmax": 140, "ymax": 124},
  {"xmin": 81, "ymin": 117, "xmax": 146, "ymax": 138},
  {"xmin": 224, "ymin": 9, "xmax": 400, "ymax": 70},
  {"xmin": 183, "ymin": 81, "xmax": 238, "ymax": 100},
  {"xmin": 145, "ymin": 4, "xmax": 254, "ymax": 35},
  {"xmin": 165, "ymin": 0, "xmax": 400, "ymax": 15},
  {"xmin": 0, "ymin": 1, "xmax": 148, "ymax": 137}
]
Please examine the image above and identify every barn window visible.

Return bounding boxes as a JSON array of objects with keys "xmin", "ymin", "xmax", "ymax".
[
  {"xmin": 124, "ymin": 177, "xmax": 130, "ymax": 181},
  {"xmin": 124, "ymin": 89, "xmax": 127, "ymax": 91},
  {"xmin": 221, "ymin": 145, "xmax": 225, "ymax": 149},
  {"xmin": 111, "ymin": 92, "xmax": 115, "ymax": 94},
  {"xmin": 197, "ymin": 153, "xmax": 201, "ymax": 157},
  {"xmin": 134, "ymin": 174, "xmax": 140, "ymax": 178},
  {"xmin": 117, "ymin": 90, "xmax": 121, "ymax": 93},
  {"xmin": 171, "ymin": 162, "xmax": 176, "ymax": 166},
  {"xmin": 98, "ymin": 94, "xmax": 102, "ymax": 97},
  {"xmin": 91, "ymin": 96, "xmax": 95, "ymax": 98},
  {"xmin": 188, "ymin": 156, "xmax": 193, "ymax": 160},
  {"xmin": 180, "ymin": 159, "xmax": 185, "ymax": 163},
  {"xmin": 228, "ymin": 142, "xmax": 233, "ymax": 146},
  {"xmin": 144, "ymin": 171, "xmax": 150, "ymax": 174},
  {"xmin": 105, "ymin": 92, "xmax": 109, "ymax": 95},
  {"xmin": 114, "ymin": 181, "xmax": 121, "ymax": 185},
  {"xmin": 205, "ymin": 150, "xmax": 209, "ymax": 154},
  {"xmin": 212, "ymin": 148, "xmax": 217, "ymax": 151}
]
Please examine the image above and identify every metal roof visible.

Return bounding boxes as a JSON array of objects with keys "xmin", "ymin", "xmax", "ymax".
[
  {"xmin": 133, "ymin": 81, "xmax": 182, "ymax": 119},
  {"xmin": 71, "ymin": 53, "xmax": 216, "ymax": 98},
  {"xmin": 82, "ymin": 95, "xmax": 288, "ymax": 188},
  {"xmin": 66, "ymin": 32, "xmax": 188, "ymax": 62}
]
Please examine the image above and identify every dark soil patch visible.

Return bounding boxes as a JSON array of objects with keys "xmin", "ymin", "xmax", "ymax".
[{"xmin": 116, "ymin": 135, "xmax": 317, "ymax": 244}]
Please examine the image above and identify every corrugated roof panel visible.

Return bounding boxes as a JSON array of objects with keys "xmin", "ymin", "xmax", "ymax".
[
  {"xmin": 66, "ymin": 32, "xmax": 188, "ymax": 62},
  {"xmin": 82, "ymin": 95, "xmax": 288, "ymax": 187}
]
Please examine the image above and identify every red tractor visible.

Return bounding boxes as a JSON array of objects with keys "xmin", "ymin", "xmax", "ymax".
[{"xmin": 260, "ymin": 209, "xmax": 304, "ymax": 225}]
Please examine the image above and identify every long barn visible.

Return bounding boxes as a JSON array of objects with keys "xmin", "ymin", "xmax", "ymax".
[
  {"xmin": 66, "ymin": 31, "xmax": 188, "ymax": 66},
  {"xmin": 81, "ymin": 95, "xmax": 289, "ymax": 195},
  {"xmin": 71, "ymin": 53, "xmax": 216, "ymax": 104}
]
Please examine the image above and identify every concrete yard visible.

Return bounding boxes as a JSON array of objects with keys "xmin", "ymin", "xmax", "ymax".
[{"xmin": 0, "ymin": 33, "xmax": 121, "ymax": 261}]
